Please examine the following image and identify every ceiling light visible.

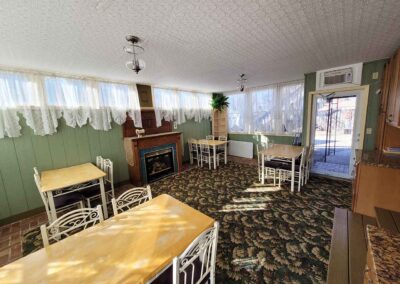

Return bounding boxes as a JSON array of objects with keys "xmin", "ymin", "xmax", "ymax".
[
  {"xmin": 237, "ymin": 74, "xmax": 247, "ymax": 92},
  {"xmin": 124, "ymin": 35, "xmax": 145, "ymax": 74}
]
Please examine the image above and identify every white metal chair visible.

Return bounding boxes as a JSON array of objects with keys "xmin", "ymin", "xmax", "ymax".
[
  {"xmin": 33, "ymin": 168, "xmax": 84, "ymax": 222},
  {"xmin": 305, "ymin": 145, "xmax": 313, "ymax": 184},
  {"xmin": 279, "ymin": 147, "xmax": 307, "ymax": 192},
  {"xmin": 83, "ymin": 158, "xmax": 115, "ymax": 207},
  {"xmin": 40, "ymin": 205, "xmax": 104, "ymax": 247},
  {"xmin": 188, "ymin": 138, "xmax": 200, "ymax": 166},
  {"xmin": 111, "ymin": 186, "xmax": 152, "ymax": 215},
  {"xmin": 216, "ymin": 136, "xmax": 227, "ymax": 163},
  {"xmin": 172, "ymin": 222, "xmax": 219, "ymax": 284},
  {"xmin": 256, "ymin": 144, "xmax": 281, "ymax": 186},
  {"xmin": 206, "ymin": 135, "xmax": 214, "ymax": 140},
  {"xmin": 199, "ymin": 142, "xmax": 218, "ymax": 170}
]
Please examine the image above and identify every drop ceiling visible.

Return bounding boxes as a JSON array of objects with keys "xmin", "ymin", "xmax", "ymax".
[{"xmin": 1, "ymin": 0, "xmax": 400, "ymax": 92}]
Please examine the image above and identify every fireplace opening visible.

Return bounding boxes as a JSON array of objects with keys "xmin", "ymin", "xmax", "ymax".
[{"xmin": 144, "ymin": 148, "xmax": 175, "ymax": 182}]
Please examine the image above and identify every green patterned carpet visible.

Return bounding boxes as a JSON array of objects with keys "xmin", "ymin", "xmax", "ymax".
[{"xmin": 23, "ymin": 161, "xmax": 352, "ymax": 283}]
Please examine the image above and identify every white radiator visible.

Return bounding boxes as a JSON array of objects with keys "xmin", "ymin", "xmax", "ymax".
[{"xmin": 228, "ymin": 140, "xmax": 253, "ymax": 158}]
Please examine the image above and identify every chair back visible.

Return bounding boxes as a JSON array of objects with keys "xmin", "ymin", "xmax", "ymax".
[
  {"xmin": 40, "ymin": 205, "xmax": 104, "ymax": 247},
  {"xmin": 218, "ymin": 136, "xmax": 227, "ymax": 141},
  {"xmin": 96, "ymin": 156, "xmax": 104, "ymax": 169},
  {"xmin": 205, "ymin": 135, "xmax": 214, "ymax": 140},
  {"xmin": 173, "ymin": 222, "xmax": 219, "ymax": 284},
  {"xmin": 188, "ymin": 138, "xmax": 199, "ymax": 152},
  {"xmin": 103, "ymin": 159, "xmax": 114, "ymax": 185},
  {"xmin": 200, "ymin": 142, "xmax": 211, "ymax": 155},
  {"xmin": 111, "ymin": 186, "xmax": 152, "ymax": 215}
]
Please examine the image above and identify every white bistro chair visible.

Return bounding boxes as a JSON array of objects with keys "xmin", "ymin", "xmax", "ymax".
[
  {"xmin": 205, "ymin": 135, "xmax": 214, "ymax": 140},
  {"xmin": 305, "ymin": 145, "xmax": 313, "ymax": 184},
  {"xmin": 256, "ymin": 144, "xmax": 281, "ymax": 186},
  {"xmin": 199, "ymin": 142, "xmax": 218, "ymax": 170},
  {"xmin": 111, "ymin": 186, "xmax": 152, "ymax": 216},
  {"xmin": 34, "ymin": 168, "xmax": 84, "ymax": 222},
  {"xmin": 172, "ymin": 222, "xmax": 219, "ymax": 284},
  {"xmin": 83, "ymin": 158, "xmax": 115, "ymax": 207},
  {"xmin": 40, "ymin": 205, "xmax": 104, "ymax": 247},
  {"xmin": 279, "ymin": 147, "xmax": 307, "ymax": 192},
  {"xmin": 188, "ymin": 138, "xmax": 200, "ymax": 166}
]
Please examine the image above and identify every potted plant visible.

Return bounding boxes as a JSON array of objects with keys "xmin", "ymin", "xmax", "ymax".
[{"xmin": 211, "ymin": 93, "xmax": 229, "ymax": 111}]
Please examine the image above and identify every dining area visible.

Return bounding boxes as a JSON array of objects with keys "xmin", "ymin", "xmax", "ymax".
[
  {"xmin": 0, "ymin": 159, "xmax": 220, "ymax": 284},
  {"xmin": 188, "ymin": 135, "xmax": 229, "ymax": 170}
]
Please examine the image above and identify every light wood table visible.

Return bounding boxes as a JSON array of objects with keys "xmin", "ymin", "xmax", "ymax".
[
  {"xmin": 260, "ymin": 145, "xmax": 303, "ymax": 192},
  {"xmin": 40, "ymin": 163, "xmax": 107, "ymax": 220},
  {"xmin": 0, "ymin": 194, "xmax": 215, "ymax": 284},
  {"xmin": 197, "ymin": 139, "xmax": 228, "ymax": 169}
]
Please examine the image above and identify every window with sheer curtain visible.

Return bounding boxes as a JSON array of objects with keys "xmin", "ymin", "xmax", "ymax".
[
  {"xmin": 152, "ymin": 87, "xmax": 212, "ymax": 127},
  {"xmin": 0, "ymin": 70, "xmax": 142, "ymax": 139},
  {"xmin": 226, "ymin": 80, "xmax": 304, "ymax": 135}
]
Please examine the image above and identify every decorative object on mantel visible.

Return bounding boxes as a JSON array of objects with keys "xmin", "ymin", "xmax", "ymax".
[
  {"xmin": 237, "ymin": 73, "xmax": 247, "ymax": 92},
  {"xmin": 124, "ymin": 35, "xmax": 146, "ymax": 74},
  {"xmin": 136, "ymin": 129, "xmax": 145, "ymax": 137}
]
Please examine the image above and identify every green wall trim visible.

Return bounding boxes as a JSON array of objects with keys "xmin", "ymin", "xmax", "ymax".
[{"xmin": 228, "ymin": 133, "xmax": 295, "ymax": 158}]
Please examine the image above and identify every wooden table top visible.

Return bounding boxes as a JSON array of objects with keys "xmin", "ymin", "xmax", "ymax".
[
  {"xmin": 0, "ymin": 194, "xmax": 215, "ymax": 284},
  {"xmin": 197, "ymin": 139, "xmax": 227, "ymax": 146},
  {"xmin": 260, "ymin": 144, "xmax": 303, "ymax": 159},
  {"xmin": 40, "ymin": 163, "xmax": 106, "ymax": 192}
]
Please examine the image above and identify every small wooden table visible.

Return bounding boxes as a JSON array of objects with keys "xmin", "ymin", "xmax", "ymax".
[
  {"xmin": 260, "ymin": 144, "xmax": 303, "ymax": 192},
  {"xmin": 0, "ymin": 194, "xmax": 215, "ymax": 284},
  {"xmin": 40, "ymin": 163, "xmax": 107, "ymax": 220},
  {"xmin": 197, "ymin": 139, "xmax": 228, "ymax": 169}
]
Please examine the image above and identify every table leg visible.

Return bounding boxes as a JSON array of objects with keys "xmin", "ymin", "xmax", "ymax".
[
  {"xmin": 213, "ymin": 145, "xmax": 217, "ymax": 170},
  {"xmin": 224, "ymin": 143, "xmax": 227, "ymax": 164},
  {"xmin": 99, "ymin": 177, "xmax": 108, "ymax": 219},
  {"xmin": 261, "ymin": 153, "xmax": 265, "ymax": 185},
  {"xmin": 47, "ymin": 191, "xmax": 57, "ymax": 223},
  {"xmin": 291, "ymin": 157, "xmax": 295, "ymax": 193}
]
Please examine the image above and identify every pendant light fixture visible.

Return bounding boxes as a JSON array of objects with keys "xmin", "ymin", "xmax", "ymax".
[
  {"xmin": 237, "ymin": 74, "xmax": 247, "ymax": 92},
  {"xmin": 124, "ymin": 35, "xmax": 146, "ymax": 74}
]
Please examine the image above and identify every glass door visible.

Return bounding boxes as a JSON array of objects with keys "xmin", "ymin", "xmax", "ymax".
[{"xmin": 310, "ymin": 92, "xmax": 358, "ymax": 179}]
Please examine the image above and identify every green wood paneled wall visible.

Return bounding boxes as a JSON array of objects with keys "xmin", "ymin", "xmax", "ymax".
[
  {"xmin": 0, "ymin": 118, "xmax": 128, "ymax": 220},
  {"xmin": 177, "ymin": 119, "xmax": 212, "ymax": 162},
  {"xmin": 0, "ymin": 117, "xmax": 211, "ymax": 220}
]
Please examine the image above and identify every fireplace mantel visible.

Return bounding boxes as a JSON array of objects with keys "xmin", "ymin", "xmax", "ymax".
[{"xmin": 125, "ymin": 132, "xmax": 183, "ymax": 185}]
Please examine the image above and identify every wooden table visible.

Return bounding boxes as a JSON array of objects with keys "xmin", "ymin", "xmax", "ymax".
[
  {"xmin": 197, "ymin": 139, "xmax": 228, "ymax": 169},
  {"xmin": 0, "ymin": 194, "xmax": 215, "ymax": 284},
  {"xmin": 260, "ymin": 144, "xmax": 303, "ymax": 192},
  {"xmin": 40, "ymin": 163, "xmax": 107, "ymax": 220}
]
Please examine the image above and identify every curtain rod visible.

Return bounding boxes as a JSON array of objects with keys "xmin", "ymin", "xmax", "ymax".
[
  {"xmin": 223, "ymin": 78, "xmax": 304, "ymax": 94},
  {"xmin": 0, "ymin": 65, "xmax": 138, "ymax": 86},
  {"xmin": 152, "ymin": 85, "xmax": 212, "ymax": 95}
]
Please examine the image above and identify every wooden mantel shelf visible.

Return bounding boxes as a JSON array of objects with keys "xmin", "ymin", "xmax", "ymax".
[{"xmin": 125, "ymin": 131, "xmax": 182, "ymax": 141}]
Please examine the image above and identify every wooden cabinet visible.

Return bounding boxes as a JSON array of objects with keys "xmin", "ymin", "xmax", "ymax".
[{"xmin": 211, "ymin": 109, "xmax": 228, "ymax": 138}]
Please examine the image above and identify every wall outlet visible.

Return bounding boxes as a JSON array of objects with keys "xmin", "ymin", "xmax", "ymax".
[
  {"xmin": 372, "ymin": 72, "xmax": 379, "ymax": 80},
  {"xmin": 366, "ymin": 128, "xmax": 372, "ymax": 135},
  {"xmin": 173, "ymin": 122, "xmax": 178, "ymax": 129}
]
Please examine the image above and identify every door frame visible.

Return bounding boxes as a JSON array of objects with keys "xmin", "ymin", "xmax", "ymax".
[{"xmin": 305, "ymin": 85, "xmax": 369, "ymax": 149}]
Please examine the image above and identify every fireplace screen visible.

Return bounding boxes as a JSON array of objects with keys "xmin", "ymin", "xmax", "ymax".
[{"xmin": 144, "ymin": 148, "xmax": 175, "ymax": 182}]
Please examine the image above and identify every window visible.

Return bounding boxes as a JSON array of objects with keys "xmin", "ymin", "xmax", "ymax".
[{"xmin": 226, "ymin": 80, "xmax": 304, "ymax": 135}]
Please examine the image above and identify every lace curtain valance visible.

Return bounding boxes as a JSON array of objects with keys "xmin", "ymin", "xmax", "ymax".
[
  {"xmin": 152, "ymin": 87, "xmax": 212, "ymax": 127},
  {"xmin": 0, "ymin": 70, "xmax": 142, "ymax": 139}
]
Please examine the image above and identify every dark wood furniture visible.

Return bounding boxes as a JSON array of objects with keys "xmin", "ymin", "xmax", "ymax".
[
  {"xmin": 326, "ymin": 208, "xmax": 377, "ymax": 284},
  {"xmin": 126, "ymin": 132, "xmax": 182, "ymax": 186}
]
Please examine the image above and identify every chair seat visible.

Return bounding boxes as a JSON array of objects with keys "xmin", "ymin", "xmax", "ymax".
[
  {"xmin": 264, "ymin": 160, "xmax": 300, "ymax": 171},
  {"xmin": 54, "ymin": 192, "xmax": 83, "ymax": 208}
]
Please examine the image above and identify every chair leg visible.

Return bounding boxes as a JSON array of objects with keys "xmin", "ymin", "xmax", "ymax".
[
  {"xmin": 208, "ymin": 156, "xmax": 211, "ymax": 170},
  {"xmin": 273, "ymin": 171, "xmax": 276, "ymax": 186},
  {"xmin": 278, "ymin": 170, "xmax": 281, "ymax": 188}
]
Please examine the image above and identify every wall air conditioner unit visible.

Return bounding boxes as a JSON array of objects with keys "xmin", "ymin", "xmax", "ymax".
[{"xmin": 316, "ymin": 63, "xmax": 363, "ymax": 90}]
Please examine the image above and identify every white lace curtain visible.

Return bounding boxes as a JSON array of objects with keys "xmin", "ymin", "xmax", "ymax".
[
  {"xmin": 0, "ymin": 70, "xmax": 142, "ymax": 139},
  {"xmin": 152, "ymin": 87, "xmax": 212, "ymax": 127},
  {"xmin": 226, "ymin": 80, "xmax": 304, "ymax": 135}
]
